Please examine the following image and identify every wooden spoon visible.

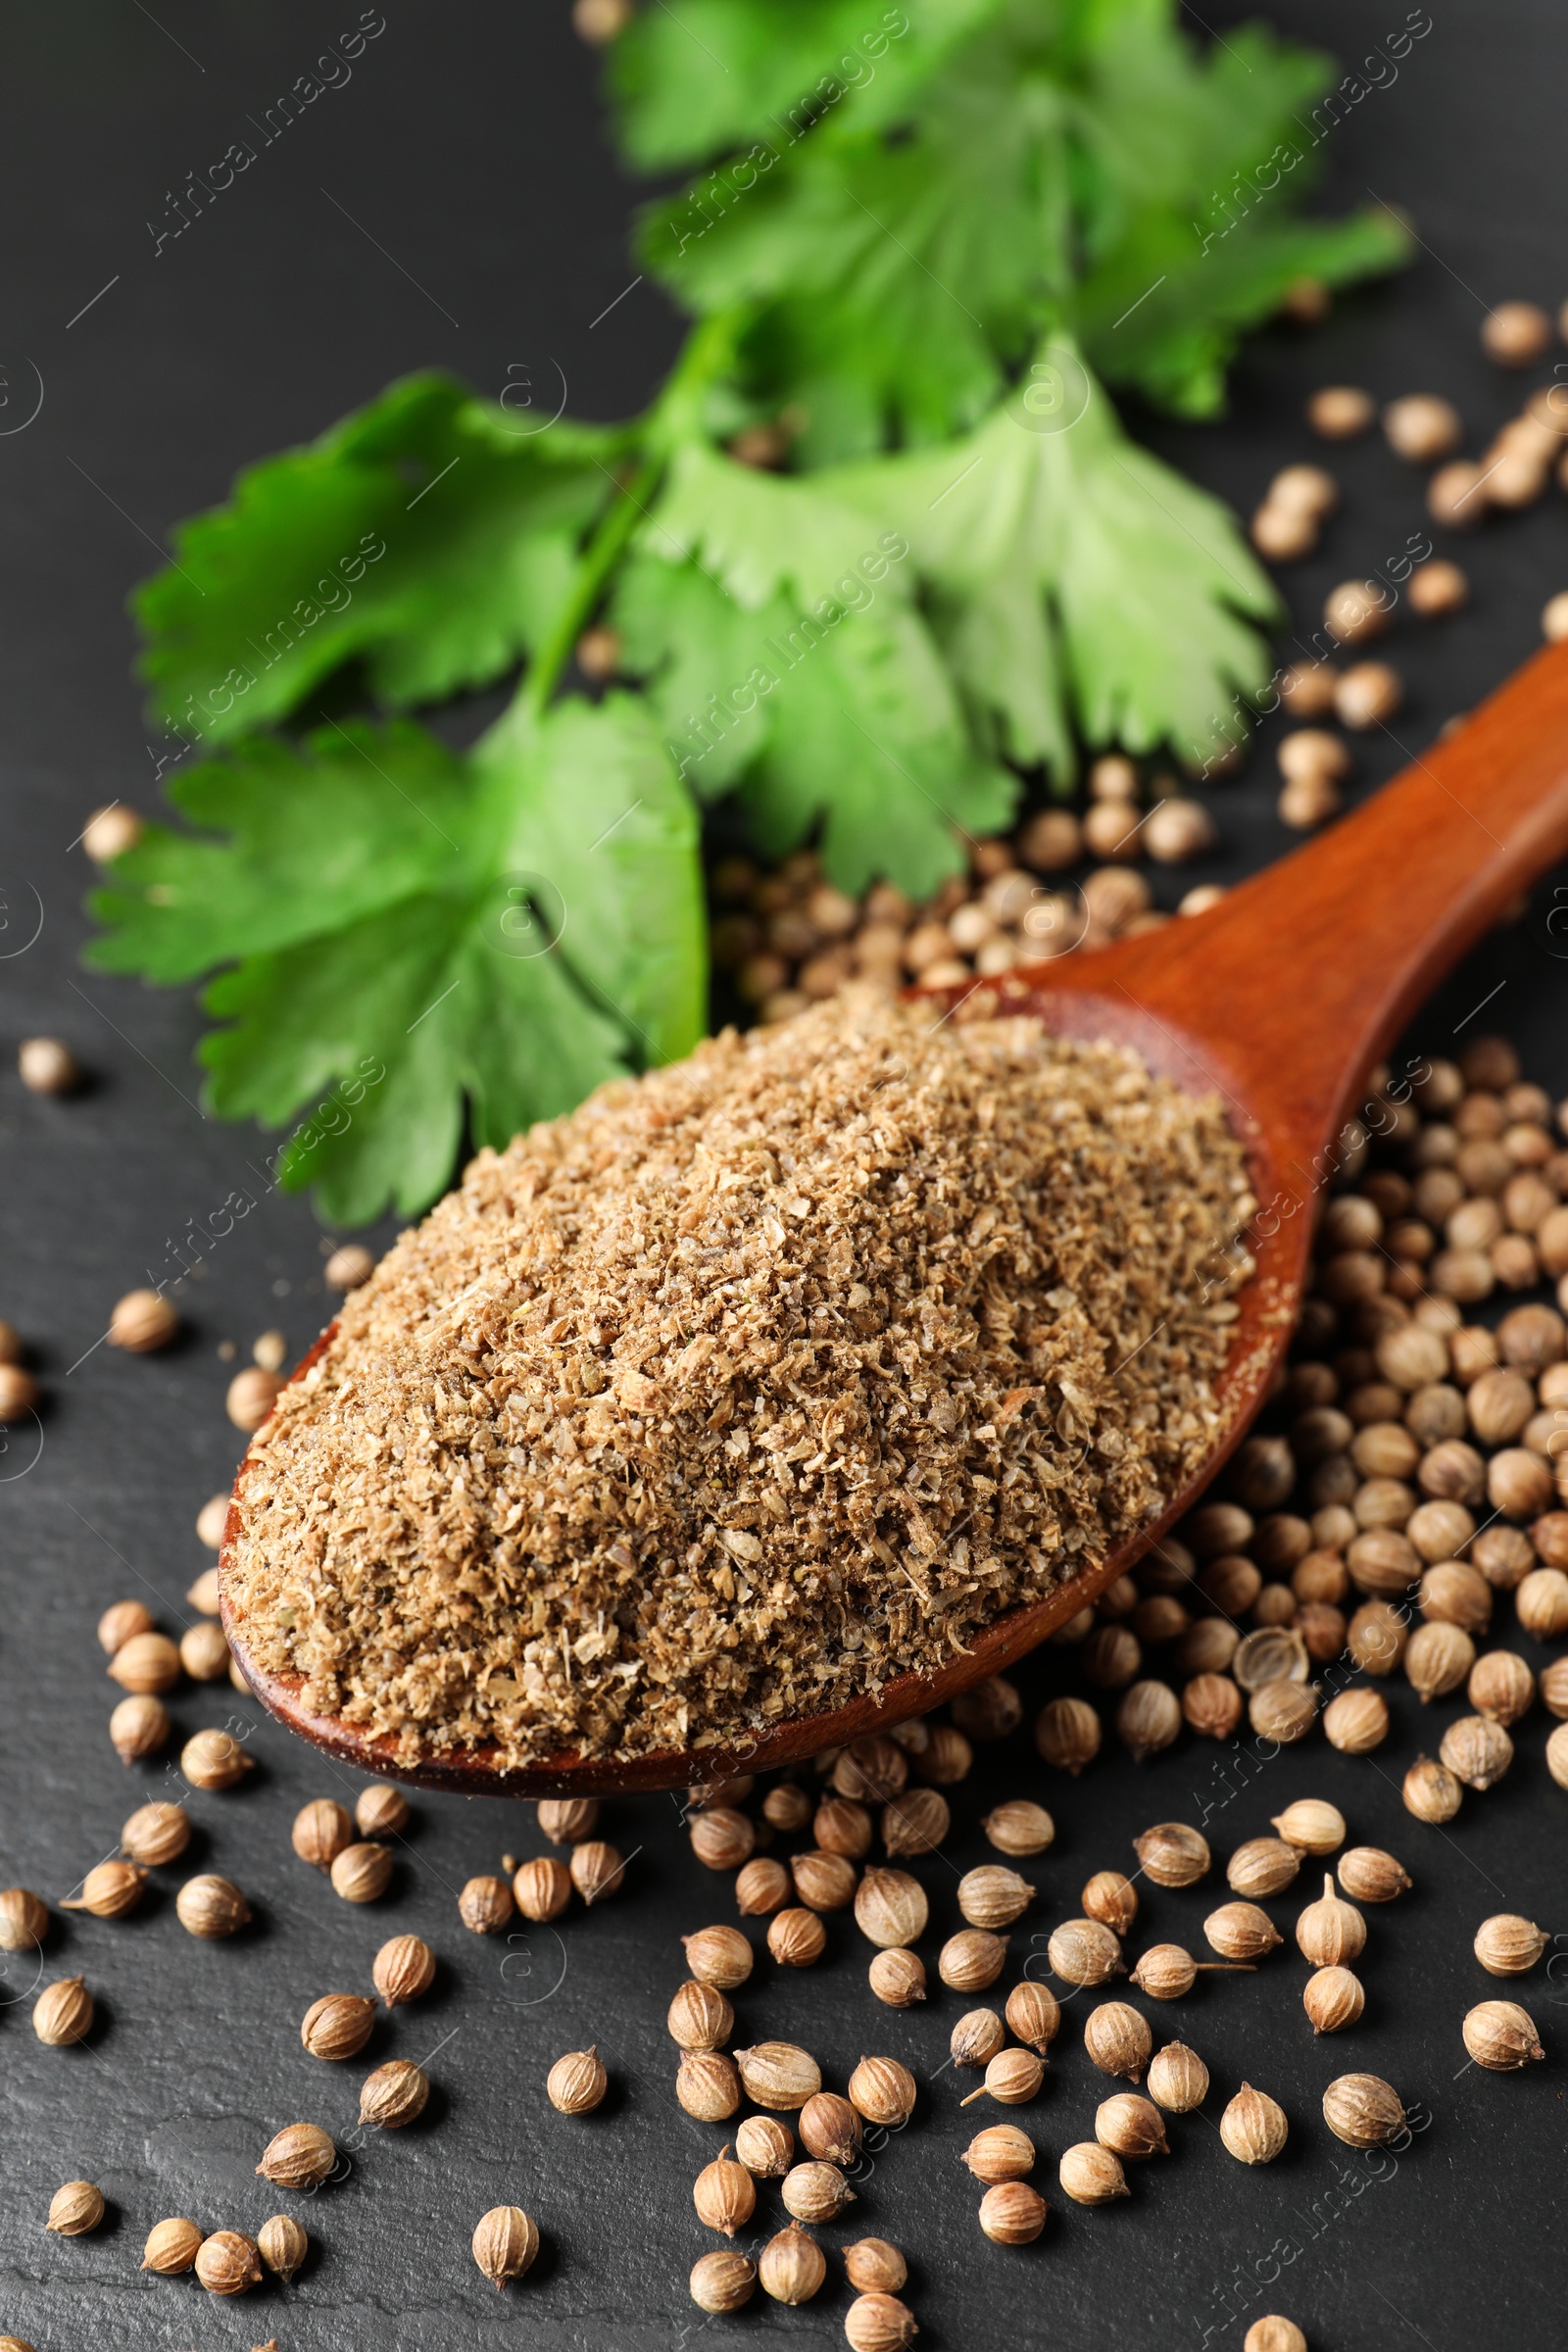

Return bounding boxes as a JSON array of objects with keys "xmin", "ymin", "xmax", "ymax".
[{"xmin": 223, "ymin": 640, "xmax": 1568, "ymax": 1795}]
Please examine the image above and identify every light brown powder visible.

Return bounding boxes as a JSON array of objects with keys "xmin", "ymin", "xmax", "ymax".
[{"xmin": 226, "ymin": 992, "xmax": 1250, "ymax": 1765}]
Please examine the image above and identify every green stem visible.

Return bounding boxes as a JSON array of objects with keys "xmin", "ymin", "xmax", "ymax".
[{"xmin": 517, "ymin": 308, "xmax": 747, "ymax": 720}]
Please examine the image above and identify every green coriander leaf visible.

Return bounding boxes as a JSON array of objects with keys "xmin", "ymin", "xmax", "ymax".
[
  {"xmin": 87, "ymin": 699, "xmax": 703, "ymax": 1222},
  {"xmin": 1070, "ymin": 20, "xmax": 1412, "ymax": 414},
  {"xmin": 833, "ymin": 343, "xmax": 1280, "ymax": 771},
  {"xmin": 609, "ymin": 0, "xmax": 998, "ymax": 171},
  {"xmin": 644, "ymin": 36, "xmax": 1074, "ymax": 464},
  {"xmin": 614, "ymin": 445, "xmax": 1015, "ymax": 892},
  {"xmin": 1080, "ymin": 208, "xmax": 1411, "ymax": 417},
  {"xmin": 136, "ymin": 372, "xmax": 617, "ymax": 746}
]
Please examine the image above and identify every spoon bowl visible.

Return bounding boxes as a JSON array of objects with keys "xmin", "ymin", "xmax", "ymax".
[{"xmin": 223, "ymin": 640, "xmax": 1568, "ymax": 1793}]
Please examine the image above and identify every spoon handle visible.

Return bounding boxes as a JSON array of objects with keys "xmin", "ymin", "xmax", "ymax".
[{"xmin": 1087, "ymin": 637, "xmax": 1568, "ymax": 1192}]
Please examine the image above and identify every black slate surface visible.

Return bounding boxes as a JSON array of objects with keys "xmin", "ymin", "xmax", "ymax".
[{"xmin": 1, "ymin": 5, "xmax": 1566, "ymax": 2348}]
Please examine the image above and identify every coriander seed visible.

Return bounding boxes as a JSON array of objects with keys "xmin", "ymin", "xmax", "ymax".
[
  {"xmin": 175, "ymin": 1874, "xmax": 249, "ymax": 1939},
  {"xmin": 690, "ymin": 2250, "xmax": 757, "ymax": 2313},
  {"xmin": 1473, "ymin": 1915, "xmax": 1547, "ymax": 1976},
  {"xmin": 142, "ymin": 2217, "xmax": 203, "ymax": 2273},
  {"xmin": 106, "ymin": 1630, "xmax": 180, "ymax": 1693},
  {"xmin": 327, "ymin": 1842, "xmax": 390, "ymax": 1904},
  {"xmin": 691, "ymin": 1808, "xmax": 755, "ymax": 1870},
  {"xmin": 978, "ymin": 2182, "xmax": 1048, "ymax": 2245},
  {"xmin": 1245, "ymin": 2321, "xmax": 1308, "ymax": 2352},
  {"xmin": 781, "ymin": 2160, "xmax": 857, "ymax": 2224},
  {"xmin": 849, "ymin": 2054, "xmax": 916, "ymax": 2127},
  {"xmin": 1004, "ymin": 1980, "xmax": 1061, "ymax": 2052},
  {"xmin": 962, "ymin": 2123, "xmax": 1036, "ymax": 2182},
  {"xmin": 514, "ymin": 1857, "xmax": 572, "ymax": 1921},
  {"xmin": 109, "ymin": 1288, "xmax": 178, "ymax": 1353},
  {"xmin": 1321, "ymin": 2072, "xmax": 1404, "ymax": 2146},
  {"xmin": 1440, "ymin": 1714, "xmax": 1513, "ymax": 1789},
  {"xmin": 292, "ymin": 1798, "xmax": 353, "ymax": 1870},
  {"xmin": 667, "ymin": 1979, "xmax": 733, "ymax": 2050},
  {"xmin": 917, "ymin": 1725, "xmax": 974, "ymax": 1784},
  {"xmin": 1130, "ymin": 1945, "xmax": 1200, "ymax": 1999},
  {"xmin": 569, "ymin": 1838, "xmax": 623, "ymax": 1904},
  {"xmin": 1323, "ymin": 1688, "xmax": 1390, "ymax": 1752},
  {"xmin": 33, "ymin": 1976, "xmax": 92, "ymax": 2045},
  {"xmin": 257, "ymin": 2122, "xmax": 336, "ymax": 2187},
  {"xmin": 846, "ymin": 2240, "xmax": 907, "ymax": 2295},
  {"xmin": 1034, "ymin": 1695, "xmax": 1101, "ymax": 1773},
  {"xmin": 19, "ymin": 1036, "xmax": 80, "ymax": 1095},
  {"xmin": 179, "ymin": 1621, "xmax": 230, "ymax": 1682},
  {"xmin": 1058, "ymin": 2142, "xmax": 1128, "ymax": 2204},
  {"xmin": 110, "ymin": 1693, "xmax": 171, "ymax": 1762},
  {"xmin": 882, "ymin": 1788, "xmax": 951, "ymax": 1856},
  {"xmin": 180, "ymin": 1728, "xmax": 253, "ymax": 1790},
  {"xmin": 373, "ymin": 1933, "xmax": 435, "ymax": 2008},
  {"xmin": 695, "ymin": 2148, "xmax": 757, "ymax": 2235},
  {"xmin": 1303, "ymin": 1965, "xmax": 1365, "ymax": 2034},
  {"xmin": 1082, "ymin": 1869, "xmax": 1138, "ymax": 1935},
  {"xmin": 356, "ymin": 1783, "xmax": 409, "ymax": 1837},
  {"xmin": 1408, "ymin": 1620, "xmax": 1476, "ymax": 1697},
  {"xmin": 983, "ymin": 1800, "xmax": 1054, "ymax": 1857},
  {"xmin": 736, "ymin": 1857, "xmax": 790, "ymax": 1914},
  {"xmin": 0, "ymin": 1882, "xmax": 45, "ymax": 1956},
  {"xmin": 800, "ymin": 2089, "xmax": 861, "ymax": 2165},
  {"xmin": 60, "ymin": 1859, "xmax": 145, "ymax": 1920},
  {"xmin": 951, "ymin": 2008, "xmax": 1005, "ymax": 2069},
  {"xmin": 46, "ymin": 2180, "xmax": 104, "ymax": 2235},
  {"xmin": 869, "ymin": 1947, "xmax": 927, "ymax": 2005},
  {"xmin": 195, "ymin": 2230, "xmax": 261, "ymax": 2296},
  {"xmin": 835, "ymin": 1734, "xmax": 911, "ymax": 1800},
  {"xmin": 960, "ymin": 2048, "xmax": 1043, "ymax": 2108},
  {"xmin": 1047, "ymin": 1918, "xmax": 1124, "ymax": 1987},
  {"xmin": 97, "ymin": 1598, "xmax": 154, "ymax": 1654},
  {"xmin": 792, "ymin": 1850, "xmax": 857, "ymax": 1911},
  {"xmin": 1133, "ymin": 1823, "xmax": 1210, "ymax": 1887},
  {"xmin": 548, "ymin": 2045, "xmax": 608, "ymax": 2115},
  {"xmin": 736, "ymin": 2115, "xmax": 794, "ymax": 2176},
  {"xmin": 359, "ymin": 2058, "xmax": 429, "ymax": 2128},
  {"xmin": 855, "ymin": 1867, "xmax": 929, "ymax": 1947},
  {"xmin": 1250, "ymin": 1679, "xmax": 1319, "ymax": 1742},
  {"xmin": 1468, "ymin": 1650, "xmax": 1535, "ymax": 1726},
  {"xmin": 1095, "ymin": 2091, "xmax": 1169, "ymax": 2158},
  {"xmin": 1220, "ymin": 2083, "xmax": 1288, "ymax": 2164},
  {"xmin": 677, "ymin": 2050, "xmax": 741, "ymax": 2121},
  {"xmin": 1116, "ymin": 1679, "xmax": 1182, "ymax": 1759},
  {"xmin": 1147, "ymin": 2041, "xmax": 1208, "ymax": 2112},
  {"xmin": 769, "ymin": 1906, "xmax": 828, "ymax": 1966},
  {"xmin": 121, "ymin": 1800, "xmax": 189, "ymax": 1866},
  {"xmin": 301, "ymin": 1993, "xmax": 375, "ymax": 2061},
  {"xmin": 759, "ymin": 2225, "xmax": 826, "ymax": 2306},
  {"xmin": 257, "ymin": 2213, "xmax": 309, "ymax": 2281},
  {"xmin": 685, "ymin": 1925, "xmax": 753, "ymax": 1987},
  {"xmin": 537, "ymin": 1795, "xmax": 598, "ymax": 1842},
  {"xmin": 1083, "ymin": 2000, "xmax": 1152, "ymax": 2081},
  {"xmin": 957, "ymin": 1865, "xmax": 1035, "ymax": 1930},
  {"xmin": 1403, "ymin": 1753, "xmax": 1463, "ymax": 1822},
  {"xmin": 1336, "ymin": 1847, "xmax": 1411, "ymax": 1903},
  {"xmin": 1271, "ymin": 1799, "xmax": 1346, "ymax": 1854},
  {"xmin": 1204, "ymin": 1902, "xmax": 1282, "ymax": 1962},
  {"xmin": 459, "ymin": 1875, "xmax": 514, "ymax": 1935},
  {"xmin": 939, "ymin": 1929, "xmax": 1008, "ymax": 1990},
  {"xmin": 734, "ymin": 2041, "xmax": 821, "ymax": 2110},
  {"xmin": 815, "ymin": 1796, "xmax": 872, "ymax": 1859},
  {"xmin": 1462, "ymin": 1998, "xmax": 1544, "ymax": 2069},
  {"xmin": 1297, "ymin": 1875, "xmax": 1366, "ymax": 1967},
  {"xmin": 472, "ymin": 2205, "xmax": 539, "ymax": 2289}
]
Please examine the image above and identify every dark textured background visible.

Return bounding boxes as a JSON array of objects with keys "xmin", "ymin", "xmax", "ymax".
[{"xmin": 1, "ymin": 5, "xmax": 1565, "ymax": 2348}]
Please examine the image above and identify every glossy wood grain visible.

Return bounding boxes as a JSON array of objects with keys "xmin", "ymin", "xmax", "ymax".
[{"xmin": 222, "ymin": 638, "xmax": 1568, "ymax": 1795}]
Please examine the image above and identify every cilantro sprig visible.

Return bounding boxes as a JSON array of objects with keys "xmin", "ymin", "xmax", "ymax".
[{"xmin": 91, "ymin": 0, "xmax": 1408, "ymax": 1224}]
